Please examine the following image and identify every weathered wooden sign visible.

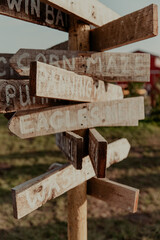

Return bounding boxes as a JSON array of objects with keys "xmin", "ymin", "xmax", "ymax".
[
  {"xmin": 10, "ymin": 49, "xmax": 150, "ymax": 82},
  {"xmin": 55, "ymin": 132, "xmax": 130, "ymax": 172},
  {"xmin": 40, "ymin": 0, "xmax": 120, "ymax": 26},
  {"xmin": 56, "ymin": 132, "xmax": 83, "ymax": 169},
  {"xmin": 89, "ymin": 129, "xmax": 107, "ymax": 178},
  {"xmin": 12, "ymin": 138, "xmax": 133, "ymax": 219},
  {"xmin": 0, "ymin": 0, "xmax": 68, "ymax": 32},
  {"xmin": 8, "ymin": 97, "xmax": 144, "ymax": 139},
  {"xmin": 0, "ymin": 79, "xmax": 65, "ymax": 113},
  {"xmin": 0, "ymin": 54, "xmax": 26, "ymax": 80},
  {"xmin": 48, "ymin": 41, "xmax": 68, "ymax": 50},
  {"xmin": 30, "ymin": 61, "xmax": 124, "ymax": 102},
  {"xmin": 87, "ymin": 178, "xmax": 139, "ymax": 213},
  {"xmin": 107, "ymin": 138, "xmax": 131, "ymax": 168},
  {"xmin": 90, "ymin": 4, "xmax": 158, "ymax": 51}
]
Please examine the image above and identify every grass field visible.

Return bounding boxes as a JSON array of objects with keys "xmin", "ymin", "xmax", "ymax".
[{"xmin": 0, "ymin": 115, "xmax": 160, "ymax": 240}]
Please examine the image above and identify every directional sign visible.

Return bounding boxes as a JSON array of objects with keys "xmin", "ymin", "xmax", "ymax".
[
  {"xmin": 0, "ymin": 0, "xmax": 68, "ymax": 32},
  {"xmin": 89, "ymin": 129, "xmax": 107, "ymax": 178},
  {"xmin": 87, "ymin": 178, "xmax": 139, "ymax": 213},
  {"xmin": 30, "ymin": 61, "xmax": 123, "ymax": 102},
  {"xmin": 12, "ymin": 138, "xmax": 132, "ymax": 219},
  {"xmin": 56, "ymin": 132, "xmax": 83, "ymax": 169},
  {"xmin": 90, "ymin": 4, "xmax": 158, "ymax": 51},
  {"xmin": 40, "ymin": 0, "xmax": 120, "ymax": 27},
  {"xmin": 8, "ymin": 97, "xmax": 144, "ymax": 139},
  {"xmin": 55, "ymin": 133, "xmax": 130, "ymax": 172},
  {"xmin": 10, "ymin": 49, "xmax": 150, "ymax": 82},
  {"xmin": 51, "ymin": 137, "xmax": 130, "ymax": 172},
  {"xmin": 0, "ymin": 80, "xmax": 66, "ymax": 113},
  {"xmin": 107, "ymin": 138, "xmax": 131, "ymax": 168},
  {"xmin": 0, "ymin": 53, "xmax": 26, "ymax": 80}
]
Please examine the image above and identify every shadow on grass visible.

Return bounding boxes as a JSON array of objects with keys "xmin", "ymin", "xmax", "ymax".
[
  {"xmin": 0, "ymin": 150, "xmax": 64, "ymax": 161},
  {"xmin": 1, "ymin": 210, "xmax": 160, "ymax": 240}
]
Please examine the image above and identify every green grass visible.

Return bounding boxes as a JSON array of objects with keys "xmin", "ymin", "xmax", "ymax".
[{"xmin": 0, "ymin": 115, "xmax": 160, "ymax": 240}]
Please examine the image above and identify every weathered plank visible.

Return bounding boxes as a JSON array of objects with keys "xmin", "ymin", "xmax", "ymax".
[
  {"xmin": 0, "ymin": 0, "xmax": 68, "ymax": 32},
  {"xmin": 10, "ymin": 49, "xmax": 150, "ymax": 82},
  {"xmin": 30, "ymin": 61, "xmax": 123, "ymax": 102},
  {"xmin": 50, "ymin": 138, "xmax": 131, "ymax": 171},
  {"xmin": 40, "ymin": 0, "xmax": 120, "ymax": 26},
  {"xmin": 107, "ymin": 138, "xmax": 131, "ymax": 168},
  {"xmin": 0, "ymin": 53, "xmax": 27, "ymax": 80},
  {"xmin": 8, "ymin": 97, "xmax": 144, "ymax": 139},
  {"xmin": 87, "ymin": 178, "xmax": 139, "ymax": 213},
  {"xmin": 90, "ymin": 4, "xmax": 158, "ymax": 51},
  {"xmin": 12, "ymin": 139, "xmax": 132, "ymax": 220},
  {"xmin": 48, "ymin": 41, "xmax": 68, "ymax": 50},
  {"xmin": 89, "ymin": 129, "xmax": 107, "ymax": 178},
  {"xmin": 56, "ymin": 132, "xmax": 83, "ymax": 169},
  {"xmin": 12, "ymin": 157, "xmax": 94, "ymax": 219},
  {"xmin": 0, "ymin": 79, "xmax": 66, "ymax": 113}
]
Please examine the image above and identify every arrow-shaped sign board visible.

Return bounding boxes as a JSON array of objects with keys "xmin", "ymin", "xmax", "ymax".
[
  {"xmin": 8, "ymin": 97, "xmax": 144, "ymax": 139},
  {"xmin": 0, "ymin": 80, "xmax": 67, "ymax": 113},
  {"xmin": 0, "ymin": 53, "xmax": 27, "ymax": 80},
  {"xmin": 12, "ymin": 138, "xmax": 132, "ymax": 219},
  {"xmin": 10, "ymin": 49, "xmax": 150, "ymax": 82},
  {"xmin": 87, "ymin": 178, "xmax": 139, "ymax": 213},
  {"xmin": 89, "ymin": 129, "xmax": 107, "ymax": 178},
  {"xmin": 40, "ymin": 0, "xmax": 120, "ymax": 27},
  {"xmin": 30, "ymin": 61, "xmax": 124, "ymax": 102},
  {"xmin": 0, "ymin": 0, "xmax": 68, "ymax": 32},
  {"xmin": 56, "ymin": 132, "xmax": 83, "ymax": 170},
  {"xmin": 90, "ymin": 4, "xmax": 158, "ymax": 51}
]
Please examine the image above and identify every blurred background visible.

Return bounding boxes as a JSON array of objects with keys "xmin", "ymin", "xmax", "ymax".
[{"xmin": 0, "ymin": 1, "xmax": 160, "ymax": 240}]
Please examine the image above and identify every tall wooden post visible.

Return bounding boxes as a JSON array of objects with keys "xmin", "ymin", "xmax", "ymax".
[{"xmin": 67, "ymin": 17, "xmax": 90, "ymax": 240}]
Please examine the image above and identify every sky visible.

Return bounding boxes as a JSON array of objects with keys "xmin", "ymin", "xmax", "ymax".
[{"xmin": 0, "ymin": 0, "xmax": 159, "ymax": 55}]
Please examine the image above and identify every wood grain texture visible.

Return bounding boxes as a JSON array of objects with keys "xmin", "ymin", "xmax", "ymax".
[
  {"xmin": 87, "ymin": 178, "xmax": 139, "ymax": 213},
  {"xmin": 40, "ymin": 0, "xmax": 120, "ymax": 26},
  {"xmin": 89, "ymin": 129, "xmax": 107, "ymax": 178},
  {"xmin": 68, "ymin": 182, "xmax": 87, "ymax": 240},
  {"xmin": 0, "ymin": 0, "xmax": 68, "ymax": 32},
  {"xmin": 107, "ymin": 138, "xmax": 131, "ymax": 168},
  {"xmin": 10, "ymin": 49, "xmax": 150, "ymax": 82},
  {"xmin": 30, "ymin": 61, "xmax": 123, "ymax": 102},
  {"xmin": 8, "ymin": 97, "xmax": 144, "ymax": 139},
  {"xmin": 0, "ymin": 53, "xmax": 27, "ymax": 80},
  {"xmin": 50, "ymin": 138, "xmax": 130, "ymax": 172},
  {"xmin": 0, "ymin": 79, "xmax": 65, "ymax": 113},
  {"xmin": 12, "ymin": 137, "xmax": 132, "ymax": 220},
  {"xmin": 56, "ymin": 132, "xmax": 83, "ymax": 169},
  {"xmin": 12, "ymin": 156, "xmax": 95, "ymax": 219},
  {"xmin": 12, "ymin": 137, "xmax": 131, "ymax": 219},
  {"xmin": 48, "ymin": 41, "xmax": 68, "ymax": 50},
  {"xmin": 67, "ymin": 17, "xmax": 90, "ymax": 240},
  {"xmin": 90, "ymin": 4, "xmax": 158, "ymax": 51}
]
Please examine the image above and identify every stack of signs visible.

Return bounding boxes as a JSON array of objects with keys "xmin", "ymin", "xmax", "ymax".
[{"xmin": 0, "ymin": 0, "xmax": 158, "ymax": 221}]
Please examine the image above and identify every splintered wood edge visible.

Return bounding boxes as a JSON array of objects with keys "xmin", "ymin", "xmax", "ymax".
[{"xmin": 30, "ymin": 61, "xmax": 37, "ymax": 96}]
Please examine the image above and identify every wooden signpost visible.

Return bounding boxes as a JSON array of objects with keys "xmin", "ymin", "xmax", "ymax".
[
  {"xmin": 12, "ymin": 138, "xmax": 135, "ymax": 220},
  {"xmin": 89, "ymin": 128, "xmax": 107, "ymax": 178},
  {"xmin": 39, "ymin": 0, "xmax": 120, "ymax": 26},
  {"xmin": 30, "ymin": 61, "xmax": 124, "ymax": 102},
  {"xmin": 56, "ymin": 131, "xmax": 84, "ymax": 169},
  {"xmin": 90, "ymin": 4, "xmax": 158, "ymax": 51},
  {"xmin": 0, "ymin": 1, "xmax": 158, "ymax": 239},
  {"xmin": 10, "ymin": 49, "xmax": 150, "ymax": 82},
  {"xmin": 8, "ymin": 97, "xmax": 144, "ymax": 139},
  {"xmin": 0, "ymin": 0, "xmax": 69, "ymax": 32},
  {"xmin": 0, "ymin": 79, "xmax": 67, "ymax": 113},
  {"xmin": 0, "ymin": 53, "xmax": 27, "ymax": 79}
]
